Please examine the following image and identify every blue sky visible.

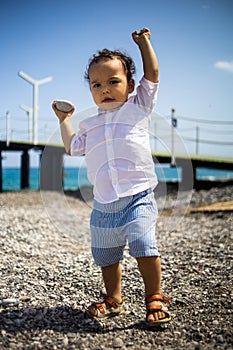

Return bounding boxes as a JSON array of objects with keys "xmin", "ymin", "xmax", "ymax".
[{"xmin": 0, "ymin": 0, "xmax": 233, "ymax": 166}]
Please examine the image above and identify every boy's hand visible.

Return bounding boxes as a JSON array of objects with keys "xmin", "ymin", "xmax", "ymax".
[
  {"xmin": 132, "ymin": 27, "xmax": 159, "ymax": 83},
  {"xmin": 52, "ymin": 100, "xmax": 75, "ymax": 123},
  {"xmin": 132, "ymin": 28, "xmax": 151, "ymax": 45}
]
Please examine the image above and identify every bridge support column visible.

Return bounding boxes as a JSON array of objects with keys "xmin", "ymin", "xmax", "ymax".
[
  {"xmin": 40, "ymin": 146, "xmax": 65, "ymax": 191},
  {"xmin": 21, "ymin": 150, "xmax": 30, "ymax": 189},
  {"xmin": 176, "ymin": 158, "xmax": 195, "ymax": 191}
]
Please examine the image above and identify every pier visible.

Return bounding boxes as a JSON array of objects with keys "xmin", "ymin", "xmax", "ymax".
[
  {"xmin": 0, "ymin": 141, "xmax": 65, "ymax": 193},
  {"xmin": 1, "ymin": 140, "xmax": 233, "ymax": 193},
  {"xmin": 152, "ymin": 152, "xmax": 233, "ymax": 191}
]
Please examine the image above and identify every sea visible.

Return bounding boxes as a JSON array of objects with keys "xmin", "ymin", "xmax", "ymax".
[{"xmin": 2, "ymin": 166, "xmax": 233, "ymax": 192}]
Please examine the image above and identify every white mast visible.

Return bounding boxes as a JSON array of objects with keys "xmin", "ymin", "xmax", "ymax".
[{"xmin": 18, "ymin": 71, "xmax": 52, "ymax": 144}]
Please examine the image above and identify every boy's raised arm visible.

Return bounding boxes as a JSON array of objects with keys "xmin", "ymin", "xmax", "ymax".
[
  {"xmin": 52, "ymin": 101, "xmax": 76, "ymax": 155},
  {"xmin": 132, "ymin": 28, "xmax": 159, "ymax": 83}
]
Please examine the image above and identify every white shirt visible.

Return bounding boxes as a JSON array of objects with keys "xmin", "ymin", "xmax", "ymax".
[{"xmin": 70, "ymin": 77, "xmax": 159, "ymax": 203}]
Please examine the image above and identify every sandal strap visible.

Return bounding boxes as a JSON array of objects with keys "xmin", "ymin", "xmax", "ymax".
[
  {"xmin": 146, "ymin": 294, "xmax": 171, "ymax": 318},
  {"xmin": 94, "ymin": 302, "xmax": 105, "ymax": 314},
  {"xmin": 105, "ymin": 296, "xmax": 123, "ymax": 309},
  {"xmin": 146, "ymin": 293, "xmax": 171, "ymax": 305},
  {"xmin": 147, "ymin": 306, "xmax": 170, "ymax": 315},
  {"xmin": 145, "ymin": 293, "xmax": 171, "ymax": 325},
  {"xmin": 146, "ymin": 305, "xmax": 171, "ymax": 323},
  {"xmin": 93, "ymin": 296, "xmax": 122, "ymax": 314}
]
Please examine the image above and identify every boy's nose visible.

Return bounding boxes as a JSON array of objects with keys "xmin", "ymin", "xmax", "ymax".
[{"xmin": 102, "ymin": 85, "xmax": 110, "ymax": 94}]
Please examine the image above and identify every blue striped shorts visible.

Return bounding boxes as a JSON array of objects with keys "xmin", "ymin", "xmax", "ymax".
[{"xmin": 90, "ymin": 188, "xmax": 159, "ymax": 267}]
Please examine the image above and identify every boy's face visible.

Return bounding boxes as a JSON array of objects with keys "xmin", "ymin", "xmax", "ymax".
[{"xmin": 88, "ymin": 58, "xmax": 134, "ymax": 110}]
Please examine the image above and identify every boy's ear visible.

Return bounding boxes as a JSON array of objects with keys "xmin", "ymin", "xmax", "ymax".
[{"xmin": 128, "ymin": 79, "xmax": 135, "ymax": 93}]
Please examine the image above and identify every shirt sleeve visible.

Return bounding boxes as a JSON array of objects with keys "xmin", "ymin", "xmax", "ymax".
[
  {"xmin": 70, "ymin": 127, "xmax": 86, "ymax": 156},
  {"xmin": 130, "ymin": 76, "xmax": 159, "ymax": 113}
]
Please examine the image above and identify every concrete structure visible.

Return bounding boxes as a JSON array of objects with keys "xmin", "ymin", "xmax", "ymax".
[{"xmin": 0, "ymin": 141, "xmax": 65, "ymax": 192}]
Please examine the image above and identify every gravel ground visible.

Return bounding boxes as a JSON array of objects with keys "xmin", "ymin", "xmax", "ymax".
[{"xmin": 0, "ymin": 186, "xmax": 232, "ymax": 350}]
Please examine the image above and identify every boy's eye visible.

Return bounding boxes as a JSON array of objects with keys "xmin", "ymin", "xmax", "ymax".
[
  {"xmin": 93, "ymin": 83, "xmax": 101, "ymax": 88},
  {"xmin": 110, "ymin": 80, "xmax": 119, "ymax": 85}
]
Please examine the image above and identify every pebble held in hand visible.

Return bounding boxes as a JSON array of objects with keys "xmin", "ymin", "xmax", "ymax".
[{"xmin": 55, "ymin": 100, "xmax": 74, "ymax": 113}]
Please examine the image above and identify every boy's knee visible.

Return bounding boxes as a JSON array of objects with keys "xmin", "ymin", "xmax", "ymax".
[{"xmin": 91, "ymin": 246, "xmax": 124, "ymax": 267}]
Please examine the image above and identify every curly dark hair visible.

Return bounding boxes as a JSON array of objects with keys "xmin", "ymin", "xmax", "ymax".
[{"xmin": 85, "ymin": 49, "xmax": 136, "ymax": 83}]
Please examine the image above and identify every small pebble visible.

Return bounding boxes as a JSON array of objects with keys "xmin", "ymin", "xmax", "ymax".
[
  {"xmin": 1, "ymin": 298, "xmax": 19, "ymax": 306},
  {"xmin": 113, "ymin": 338, "xmax": 124, "ymax": 348}
]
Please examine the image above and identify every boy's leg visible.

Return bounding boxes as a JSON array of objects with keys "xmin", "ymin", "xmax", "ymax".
[
  {"xmin": 87, "ymin": 262, "xmax": 123, "ymax": 317},
  {"xmin": 101, "ymin": 262, "xmax": 122, "ymax": 302},
  {"xmin": 136, "ymin": 256, "xmax": 161, "ymax": 296},
  {"xmin": 136, "ymin": 256, "xmax": 167, "ymax": 323}
]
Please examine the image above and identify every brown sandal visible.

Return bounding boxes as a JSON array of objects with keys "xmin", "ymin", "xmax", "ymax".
[
  {"xmin": 86, "ymin": 296, "xmax": 125, "ymax": 320},
  {"xmin": 146, "ymin": 293, "xmax": 171, "ymax": 326}
]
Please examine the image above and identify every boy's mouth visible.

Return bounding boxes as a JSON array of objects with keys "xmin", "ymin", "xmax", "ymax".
[{"xmin": 102, "ymin": 98, "xmax": 115, "ymax": 103}]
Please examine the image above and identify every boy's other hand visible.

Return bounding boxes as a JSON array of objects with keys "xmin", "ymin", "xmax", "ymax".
[{"xmin": 132, "ymin": 28, "xmax": 151, "ymax": 44}]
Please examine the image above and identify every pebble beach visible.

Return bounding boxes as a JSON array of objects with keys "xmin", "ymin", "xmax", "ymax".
[{"xmin": 0, "ymin": 185, "xmax": 232, "ymax": 350}]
